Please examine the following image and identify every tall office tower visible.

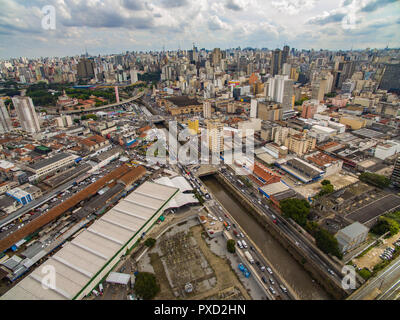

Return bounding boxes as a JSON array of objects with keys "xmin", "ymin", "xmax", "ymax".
[
  {"xmin": 206, "ymin": 119, "xmax": 224, "ymax": 153},
  {"xmin": 0, "ymin": 99, "xmax": 12, "ymax": 134},
  {"xmin": 268, "ymin": 75, "xmax": 294, "ymax": 112},
  {"xmin": 391, "ymin": 157, "xmax": 400, "ymax": 188},
  {"xmin": 130, "ymin": 69, "xmax": 138, "ymax": 84},
  {"xmin": 212, "ymin": 48, "xmax": 222, "ymax": 67},
  {"xmin": 271, "ymin": 49, "xmax": 282, "ymax": 76},
  {"xmin": 77, "ymin": 58, "xmax": 95, "ymax": 79},
  {"xmin": 282, "ymin": 63, "xmax": 291, "ymax": 76},
  {"xmin": 203, "ymin": 101, "xmax": 212, "ymax": 119},
  {"xmin": 324, "ymin": 72, "xmax": 334, "ymax": 94},
  {"xmin": 12, "ymin": 96, "xmax": 41, "ymax": 133},
  {"xmin": 379, "ymin": 64, "xmax": 400, "ymax": 91},
  {"xmin": 311, "ymin": 78, "xmax": 328, "ymax": 102},
  {"xmin": 250, "ymin": 99, "xmax": 258, "ymax": 118},
  {"xmin": 282, "ymin": 45, "xmax": 290, "ymax": 66}
]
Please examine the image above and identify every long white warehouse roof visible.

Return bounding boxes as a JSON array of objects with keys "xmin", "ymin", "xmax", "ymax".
[{"xmin": 1, "ymin": 182, "xmax": 179, "ymax": 300}]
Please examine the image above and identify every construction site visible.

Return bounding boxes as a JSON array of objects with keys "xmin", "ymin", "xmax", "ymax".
[{"xmin": 138, "ymin": 219, "xmax": 251, "ymax": 300}]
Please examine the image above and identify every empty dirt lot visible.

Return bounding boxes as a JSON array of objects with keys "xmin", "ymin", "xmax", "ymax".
[{"xmin": 145, "ymin": 223, "xmax": 250, "ymax": 300}]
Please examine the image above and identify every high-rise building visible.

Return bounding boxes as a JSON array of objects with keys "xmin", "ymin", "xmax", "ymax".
[
  {"xmin": 0, "ymin": 100, "xmax": 12, "ymax": 134},
  {"xmin": 130, "ymin": 69, "xmax": 138, "ymax": 84},
  {"xmin": 77, "ymin": 58, "xmax": 95, "ymax": 79},
  {"xmin": 311, "ymin": 78, "xmax": 328, "ymax": 102},
  {"xmin": 250, "ymin": 99, "xmax": 258, "ymax": 118},
  {"xmin": 301, "ymin": 100, "xmax": 318, "ymax": 119},
  {"xmin": 391, "ymin": 157, "xmax": 400, "ymax": 188},
  {"xmin": 206, "ymin": 119, "xmax": 224, "ymax": 153},
  {"xmin": 379, "ymin": 64, "xmax": 400, "ymax": 91},
  {"xmin": 203, "ymin": 101, "xmax": 212, "ymax": 119},
  {"xmin": 12, "ymin": 96, "xmax": 41, "ymax": 133},
  {"xmin": 271, "ymin": 49, "xmax": 282, "ymax": 76},
  {"xmin": 268, "ymin": 75, "xmax": 294, "ymax": 112},
  {"xmin": 212, "ymin": 48, "xmax": 222, "ymax": 67},
  {"xmin": 282, "ymin": 45, "xmax": 290, "ymax": 66}
]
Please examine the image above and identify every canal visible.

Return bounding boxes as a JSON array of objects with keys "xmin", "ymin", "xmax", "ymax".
[{"xmin": 202, "ymin": 175, "xmax": 331, "ymax": 300}]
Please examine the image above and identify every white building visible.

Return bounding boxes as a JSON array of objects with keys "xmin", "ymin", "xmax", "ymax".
[
  {"xmin": 374, "ymin": 141, "xmax": 400, "ymax": 160},
  {"xmin": 250, "ymin": 99, "xmax": 258, "ymax": 118},
  {"xmin": 267, "ymin": 75, "xmax": 294, "ymax": 113}
]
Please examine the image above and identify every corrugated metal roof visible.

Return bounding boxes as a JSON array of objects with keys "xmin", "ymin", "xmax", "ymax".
[{"xmin": 1, "ymin": 182, "xmax": 178, "ymax": 300}]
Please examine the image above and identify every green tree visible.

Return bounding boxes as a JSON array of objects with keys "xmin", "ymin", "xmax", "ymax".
[
  {"xmin": 358, "ymin": 268, "xmax": 372, "ymax": 280},
  {"xmin": 227, "ymin": 239, "xmax": 236, "ymax": 254},
  {"xmin": 314, "ymin": 228, "xmax": 342, "ymax": 259},
  {"xmin": 372, "ymin": 217, "xmax": 399, "ymax": 236},
  {"xmin": 280, "ymin": 198, "xmax": 310, "ymax": 227},
  {"xmin": 318, "ymin": 183, "xmax": 334, "ymax": 196},
  {"xmin": 144, "ymin": 238, "xmax": 156, "ymax": 248},
  {"xmin": 359, "ymin": 172, "xmax": 390, "ymax": 189},
  {"xmin": 321, "ymin": 180, "xmax": 331, "ymax": 186},
  {"xmin": 134, "ymin": 272, "xmax": 160, "ymax": 300}
]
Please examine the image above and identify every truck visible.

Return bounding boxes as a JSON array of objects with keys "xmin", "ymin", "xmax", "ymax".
[{"xmin": 244, "ymin": 250, "xmax": 255, "ymax": 264}]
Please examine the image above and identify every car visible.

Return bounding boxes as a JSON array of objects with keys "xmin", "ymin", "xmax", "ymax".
[
  {"xmin": 259, "ymin": 275, "xmax": 267, "ymax": 284},
  {"xmin": 327, "ymin": 269, "xmax": 335, "ymax": 276},
  {"xmin": 269, "ymin": 286, "xmax": 276, "ymax": 295},
  {"xmin": 256, "ymin": 261, "xmax": 261, "ymax": 267},
  {"xmin": 233, "ymin": 223, "xmax": 237, "ymax": 229},
  {"xmin": 266, "ymin": 267, "xmax": 273, "ymax": 274},
  {"xmin": 280, "ymin": 285, "xmax": 288, "ymax": 293},
  {"xmin": 260, "ymin": 266, "xmax": 266, "ymax": 272},
  {"xmin": 250, "ymin": 246, "xmax": 255, "ymax": 251},
  {"xmin": 240, "ymin": 232, "xmax": 245, "ymax": 238},
  {"xmin": 219, "ymin": 217, "xmax": 223, "ymax": 222},
  {"xmin": 269, "ymin": 278, "xmax": 275, "ymax": 285}
]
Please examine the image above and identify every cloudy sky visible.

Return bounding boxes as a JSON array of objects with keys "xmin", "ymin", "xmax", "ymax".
[{"xmin": 0, "ymin": 0, "xmax": 399, "ymax": 59}]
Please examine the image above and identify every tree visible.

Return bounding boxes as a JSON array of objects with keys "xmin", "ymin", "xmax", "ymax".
[
  {"xmin": 321, "ymin": 180, "xmax": 331, "ymax": 186},
  {"xmin": 359, "ymin": 172, "xmax": 390, "ymax": 189},
  {"xmin": 280, "ymin": 198, "xmax": 310, "ymax": 227},
  {"xmin": 372, "ymin": 217, "xmax": 399, "ymax": 236},
  {"xmin": 134, "ymin": 272, "xmax": 160, "ymax": 300},
  {"xmin": 144, "ymin": 238, "xmax": 156, "ymax": 248},
  {"xmin": 318, "ymin": 183, "xmax": 334, "ymax": 196},
  {"xmin": 227, "ymin": 239, "xmax": 236, "ymax": 254},
  {"xmin": 314, "ymin": 228, "xmax": 342, "ymax": 259}
]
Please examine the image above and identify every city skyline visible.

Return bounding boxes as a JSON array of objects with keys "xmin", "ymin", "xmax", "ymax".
[{"xmin": 0, "ymin": 0, "xmax": 399, "ymax": 59}]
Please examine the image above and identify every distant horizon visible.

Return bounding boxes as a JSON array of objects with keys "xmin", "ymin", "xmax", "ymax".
[{"xmin": 2, "ymin": 45, "xmax": 400, "ymax": 61}]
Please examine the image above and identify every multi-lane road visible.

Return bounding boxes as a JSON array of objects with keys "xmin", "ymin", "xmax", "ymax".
[
  {"xmin": 349, "ymin": 256, "xmax": 400, "ymax": 300},
  {"xmin": 218, "ymin": 168, "xmax": 350, "ymax": 292}
]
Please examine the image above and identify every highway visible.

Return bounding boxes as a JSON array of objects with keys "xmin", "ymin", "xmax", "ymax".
[
  {"xmin": 349, "ymin": 256, "xmax": 400, "ymax": 300},
  {"xmin": 218, "ymin": 168, "xmax": 349, "ymax": 291},
  {"xmin": 173, "ymin": 163, "xmax": 293, "ymax": 300}
]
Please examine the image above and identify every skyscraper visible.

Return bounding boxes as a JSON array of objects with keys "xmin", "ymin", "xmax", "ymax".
[
  {"xmin": 271, "ymin": 49, "xmax": 282, "ymax": 76},
  {"xmin": 268, "ymin": 75, "xmax": 294, "ymax": 113},
  {"xmin": 203, "ymin": 101, "xmax": 212, "ymax": 119},
  {"xmin": 282, "ymin": 45, "xmax": 290, "ymax": 66},
  {"xmin": 212, "ymin": 48, "xmax": 221, "ymax": 67},
  {"xmin": 379, "ymin": 64, "xmax": 400, "ymax": 91},
  {"xmin": 77, "ymin": 58, "xmax": 95, "ymax": 79},
  {"xmin": 0, "ymin": 99, "xmax": 12, "ymax": 134},
  {"xmin": 250, "ymin": 99, "xmax": 258, "ymax": 118},
  {"xmin": 206, "ymin": 119, "xmax": 224, "ymax": 153},
  {"xmin": 391, "ymin": 156, "xmax": 400, "ymax": 188},
  {"xmin": 12, "ymin": 96, "xmax": 41, "ymax": 133}
]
